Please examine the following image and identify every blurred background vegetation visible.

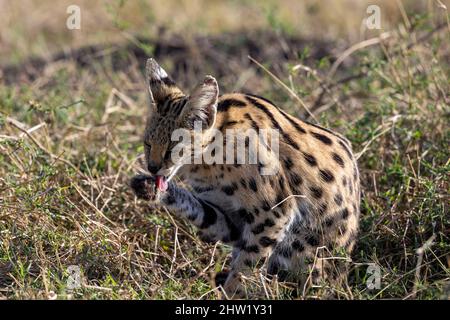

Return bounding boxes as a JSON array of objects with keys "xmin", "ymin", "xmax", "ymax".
[{"xmin": 0, "ymin": 0, "xmax": 446, "ymax": 64}]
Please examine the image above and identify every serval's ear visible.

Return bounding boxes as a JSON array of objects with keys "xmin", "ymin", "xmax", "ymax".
[
  {"xmin": 181, "ymin": 76, "xmax": 218, "ymax": 130},
  {"xmin": 145, "ymin": 58, "xmax": 183, "ymax": 106}
]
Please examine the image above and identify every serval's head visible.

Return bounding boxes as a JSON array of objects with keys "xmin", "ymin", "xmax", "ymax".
[{"xmin": 143, "ymin": 58, "xmax": 219, "ymax": 183}]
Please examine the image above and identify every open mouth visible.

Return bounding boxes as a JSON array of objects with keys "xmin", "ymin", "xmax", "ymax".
[{"xmin": 155, "ymin": 175, "xmax": 168, "ymax": 192}]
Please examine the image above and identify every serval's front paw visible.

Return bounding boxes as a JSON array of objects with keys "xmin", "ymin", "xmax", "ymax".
[{"xmin": 130, "ymin": 174, "xmax": 160, "ymax": 202}]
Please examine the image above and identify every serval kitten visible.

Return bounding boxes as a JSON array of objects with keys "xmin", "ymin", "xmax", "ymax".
[{"xmin": 131, "ymin": 58, "xmax": 360, "ymax": 298}]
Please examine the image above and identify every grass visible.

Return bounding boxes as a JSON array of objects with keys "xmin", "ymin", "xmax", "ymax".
[{"xmin": 0, "ymin": 1, "xmax": 449, "ymax": 299}]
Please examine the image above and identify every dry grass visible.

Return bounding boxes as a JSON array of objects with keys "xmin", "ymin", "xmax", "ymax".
[{"xmin": 0, "ymin": 0, "xmax": 449, "ymax": 299}]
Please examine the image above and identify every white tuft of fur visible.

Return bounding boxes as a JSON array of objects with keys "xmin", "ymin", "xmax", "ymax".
[{"xmin": 146, "ymin": 58, "xmax": 168, "ymax": 81}]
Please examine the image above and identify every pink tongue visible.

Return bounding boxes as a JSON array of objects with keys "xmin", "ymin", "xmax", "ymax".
[{"xmin": 155, "ymin": 175, "xmax": 168, "ymax": 192}]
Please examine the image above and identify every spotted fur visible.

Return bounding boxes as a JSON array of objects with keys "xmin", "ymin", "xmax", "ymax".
[{"xmin": 132, "ymin": 59, "xmax": 361, "ymax": 297}]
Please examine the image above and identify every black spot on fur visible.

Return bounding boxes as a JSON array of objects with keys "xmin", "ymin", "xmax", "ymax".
[
  {"xmin": 278, "ymin": 176, "xmax": 286, "ymax": 191},
  {"xmin": 260, "ymin": 236, "xmax": 277, "ymax": 247},
  {"xmin": 218, "ymin": 120, "xmax": 239, "ymax": 132},
  {"xmin": 244, "ymin": 93, "xmax": 276, "ymax": 106},
  {"xmin": 264, "ymin": 218, "xmax": 275, "ymax": 227},
  {"xmin": 292, "ymin": 240, "xmax": 305, "ymax": 252},
  {"xmin": 309, "ymin": 186, "xmax": 323, "ymax": 199},
  {"xmin": 305, "ymin": 234, "xmax": 319, "ymax": 246},
  {"xmin": 222, "ymin": 183, "xmax": 238, "ymax": 196},
  {"xmin": 341, "ymin": 208, "xmax": 349, "ymax": 219},
  {"xmin": 280, "ymin": 109, "xmax": 307, "ymax": 134},
  {"xmin": 193, "ymin": 185, "xmax": 213, "ymax": 193},
  {"xmin": 281, "ymin": 133, "xmax": 299, "ymax": 150},
  {"xmin": 332, "ymin": 152, "xmax": 345, "ymax": 167},
  {"xmin": 248, "ymin": 178, "xmax": 258, "ymax": 192},
  {"xmin": 283, "ymin": 157, "xmax": 294, "ymax": 170},
  {"xmin": 275, "ymin": 194, "xmax": 286, "ymax": 208},
  {"xmin": 246, "ymin": 95, "xmax": 300, "ymax": 150},
  {"xmin": 302, "ymin": 152, "xmax": 317, "ymax": 166},
  {"xmin": 334, "ymin": 193, "xmax": 343, "ymax": 206},
  {"xmin": 312, "ymin": 132, "xmax": 333, "ymax": 145},
  {"xmin": 342, "ymin": 177, "xmax": 347, "ymax": 187},
  {"xmin": 261, "ymin": 200, "xmax": 271, "ymax": 211},
  {"xmin": 305, "ymin": 121, "xmax": 337, "ymax": 135},
  {"xmin": 319, "ymin": 169, "xmax": 335, "ymax": 182},
  {"xmin": 198, "ymin": 199, "xmax": 217, "ymax": 229},
  {"xmin": 246, "ymin": 93, "xmax": 307, "ymax": 135},
  {"xmin": 166, "ymin": 195, "xmax": 176, "ymax": 205},
  {"xmin": 240, "ymin": 178, "xmax": 247, "ymax": 189},
  {"xmin": 217, "ymin": 98, "xmax": 246, "ymax": 112},
  {"xmin": 324, "ymin": 217, "xmax": 334, "ymax": 227},
  {"xmin": 244, "ymin": 245, "xmax": 260, "ymax": 253},
  {"xmin": 289, "ymin": 173, "xmax": 303, "ymax": 186},
  {"xmin": 244, "ymin": 113, "xmax": 260, "ymax": 131},
  {"xmin": 251, "ymin": 223, "xmax": 265, "ymax": 235},
  {"xmin": 238, "ymin": 208, "xmax": 254, "ymax": 224},
  {"xmin": 224, "ymin": 215, "xmax": 240, "ymax": 242}
]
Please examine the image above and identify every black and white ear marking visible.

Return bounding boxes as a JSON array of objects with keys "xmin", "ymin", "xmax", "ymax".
[
  {"xmin": 145, "ymin": 58, "xmax": 178, "ymax": 105},
  {"xmin": 182, "ymin": 75, "xmax": 219, "ymax": 130}
]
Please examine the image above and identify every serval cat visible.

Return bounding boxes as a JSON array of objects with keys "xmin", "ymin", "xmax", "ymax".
[{"xmin": 131, "ymin": 58, "xmax": 360, "ymax": 298}]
